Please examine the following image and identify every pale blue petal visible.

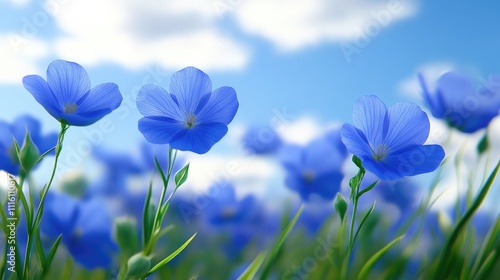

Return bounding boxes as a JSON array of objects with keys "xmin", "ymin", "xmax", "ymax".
[
  {"xmin": 196, "ymin": 86, "xmax": 239, "ymax": 125},
  {"xmin": 364, "ymin": 145, "xmax": 445, "ymax": 180},
  {"xmin": 352, "ymin": 95, "xmax": 388, "ymax": 148},
  {"xmin": 136, "ymin": 84, "xmax": 184, "ymax": 120},
  {"xmin": 22, "ymin": 75, "xmax": 62, "ymax": 119},
  {"xmin": 138, "ymin": 117, "xmax": 185, "ymax": 144},
  {"xmin": 384, "ymin": 102, "xmax": 430, "ymax": 152},
  {"xmin": 76, "ymin": 83, "xmax": 122, "ymax": 115},
  {"xmin": 46, "ymin": 60, "xmax": 91, "ymax": 105},
  {"xmin": 169, "ymin": 67, "xmax": 212, "ymax": 113},
  {"xmin": 170, "ymin": 123, "xmax": 228, "ymax": 154},
  {"xmin": 340, "ymin": 123, "xmax": 373, "ymax": 159}
]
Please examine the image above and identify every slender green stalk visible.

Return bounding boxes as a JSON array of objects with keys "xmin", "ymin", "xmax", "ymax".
[
  {"xmin": 341, "ymin": 166, "xmax": 365, "ymax": 280},
  {"xmin": 23, "ymin": 123, "xmax": 69, "ymax": 279}
]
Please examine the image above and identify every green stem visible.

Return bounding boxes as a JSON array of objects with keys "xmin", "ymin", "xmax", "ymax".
[
  {"xmin": 341, "ymin": 167, "xmax": 365, "ymax": 280},
  {"xmin": 145, "ymin": 148, "xmax": 177, "ymax": 255},
  {"xmin": 23, "ymin": 123, "xmax": 69, "ymax": 279}
]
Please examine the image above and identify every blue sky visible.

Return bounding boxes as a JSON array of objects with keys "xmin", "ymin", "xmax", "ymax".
[{"xmin": 1, "ymin": 0, "xmax": 500, "ymax": 208}]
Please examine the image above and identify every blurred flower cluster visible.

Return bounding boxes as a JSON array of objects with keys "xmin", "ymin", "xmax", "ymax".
[{"xmin": 1, "ymin": 61, "xmax": 499, "ymax": 279}]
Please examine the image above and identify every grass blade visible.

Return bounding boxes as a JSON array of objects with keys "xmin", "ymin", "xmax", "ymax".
[
  {"xmin": 147, "ymin": 233, "xmax": 197, "ymax": 275},
  {"xmin": 357, "ymin": 235, "xmax": 405, "ymax": 280},
  {"xmin": 237, "ymin": 252, "xmax": 268, "ymax": 280},
  {"xmin": 437, "ymin": 160, "xmax": 500, "ymax": 278}
]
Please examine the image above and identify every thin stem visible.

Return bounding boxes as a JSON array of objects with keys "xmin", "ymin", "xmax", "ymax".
[
  {"xmin": 146, "ymin": 147, "xmax": 178, "ymax": 255},
  {"xmin": 23, "ymin": 123, "xmax": 69, "ymax": 279},
  {"xmin": 341, "ymin": 167, "xmax": 365, "ymax": 280}
]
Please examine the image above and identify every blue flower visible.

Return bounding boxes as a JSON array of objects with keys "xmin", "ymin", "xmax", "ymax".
[
  {"xmin": 136, "ymin": 66, "xmax": 239, "ymax": 154},
  {"xmin": 0, "ymin": 115, "xmax": 57, "ymax": 175},
  {"xmin": 280, "ymin": 129, "xmax": 347, "ymax": 201},
  {"xmin": 201, "ymin": 184, "xmax": 264, "ymax": 257},
  {"xmin": 242, "ymin": 126, "xmax": 282, "ymax": 155},
  {"xmin": 341, "ymin": 95, "xmax": 445, "ymax": 181},
  {"xmin": 419, "ymin": 71, "xmax": 500, "ymax": 133},
  {"xmin": 41, "ymin": 192, "xmax": 118, "ymax": 269},
  {"xmin": 23, "ymin": 60, "xmax": 123, "ymax": 126}
]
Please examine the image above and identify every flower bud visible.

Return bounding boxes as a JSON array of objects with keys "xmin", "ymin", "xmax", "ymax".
[
  {"xmin": 334, "ymin": 193, "xmax": 348, "ymax": 223},
  {"xmin": 115, "ymin": 217, "xmax": 139, "ymax": 257},
  {"xmin": 19, "ymin": 131, "xmax": 40, "ymax": 174},
  {"xmin": 127, "ymin": 253, "xmax": 151, "ymax": 277}
]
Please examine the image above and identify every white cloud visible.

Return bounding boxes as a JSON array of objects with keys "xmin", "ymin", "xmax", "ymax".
[
  {"xmin": 50, "ymin": 0, "xmax": 249, "ymax": 70},
  {"xmin": 277, "ymin": 116, "xmax": 323, "ymax": 145},
  {"xmin": 8, "ymin": 0, "xmax": 30, "ymax": 7},
  {"xmin": 398, "ymin": 62, "xmax": 455, "ymax": 99},
  {"xmin": 0, "ymin": 35, "xmax": 49, "ymax": 84},
  {"xmin": 234, "ymin": 0, "xmax": 418, "ymax": 51}
]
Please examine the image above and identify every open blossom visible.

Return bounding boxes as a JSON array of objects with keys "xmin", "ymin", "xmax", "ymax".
[
  {"xmin": 136, "ymin": 66, "xmax": 238, "ymax": 154},
  {"xmin": 41, "ymin": 192, "xmax": 117, "ymax": 269},
  {"xmin": 341, "ymin": 95, "xmax": 445, "ymax": 180},
  {"xmin": 23, "ymin": 60, "xmax": 123, "ymax": 126},
  {"xmin": 419, "ymin": 71, "xmax": 500, "ymax": 133},
  {"xmin": 280, "ymin": 128, "xmax": 347, "ymax": 201}
]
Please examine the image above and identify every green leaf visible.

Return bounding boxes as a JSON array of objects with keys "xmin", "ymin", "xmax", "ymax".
[
  {"xmin": 237, "ymin": 252, "xmax": 268, "ymax": 280},
  {"xmin": 471, "ymin": 214, "xmax": 500, "ymax": 277},
  {"xmin": 353, "ymin": 201, "xmax": 376, "ymax": 245},
  {"xmin": 334, "ymin": 193, "xmax": 348, "ymax": 223},
  {"xmin": 154, "ymin": 156, "xmax": 169, "ymax": 190},
  {"xmin": 352, "ymin": 155, "xmax": 363, "ymax": 170},
  {"xmin": 357, "ymin": 181, "xmax": 378, "ymax": 199},
  {"xmin": 44, "ymin": 234, "xmax": 62, "ymax": 273},
  {"xmin": 174, "ymin": 163, "xmax": 190, "ymax": 187},
  {"xmin": 477, "ymin": 131, "xmax": 489, "ymax": 155},
  {"xmin": 357, "ymin": 235, "xmax": 405, "ymax": 280},
  {"xmin": 142, "ymin": 178, "xmax": 154, "ymax": 248},
  {"xmin": 260, "ymin": 205, "xmax": 304, "ymax": 279},
  {"xmin": 473, "ymin": 250, "xmax": 496, "ymax": 280},
  {"xmin": 437, "ymin": 160, "xmax": 500, "ymax": 278},
  {"xmin": 147, "ymin": 233, "xmax": 197, "ymax": 275}
]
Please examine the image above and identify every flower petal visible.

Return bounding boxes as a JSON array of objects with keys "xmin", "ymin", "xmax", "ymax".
[
  {"xmin": 41, "ymin": 192, "xmax": 79, "ymax": 238},
  {"xmin": 437, "ymin": 71, "xmax": 475, "ymax": 110},
  {"xmin": 169, "ymin": 122, "xmax": 228, "ymax": 154},
  {"xmin": 304, "ymin": 138, "xmax": 345, "ymax": 174},
  {"xmin": 77, "ymin": 83, "xmax": 122, "ymax": 114},
  {"xmin": 418, "ymin": 73, "xmax": 446, "ymax": 118},
  {"xmin": 340, "ymin": 123, "xmax": 373, "ymax": 159},
  {"xmin": 22, "ymin": 75, "xmax": 62, "ymax": 119},
  {"xmin": 136, "ymin": 84, "xmax": 184, "ymax": 120},
  {"xmin": 364, "ymin": 145, "xmax": 445, "ymax": 180},
  {"xmin": 384, "ymin": 102, "xmax": 430, "ymax": 152},
  {"xmin": 352, "ymin": 95, "xmax": 388, "ymax": 148},
  {"xmin": 169, "ymin": 67, "xmax": 212, "ymax": 113},
  {"xmin": 138, "ymin": 117, "xmax": 185, "ymax": 144},
  {"xmin": 11, "ymin": 115, "xmax": 41, "ymax": 144},
  {"xmin": 196, "ymin": 86, "xmax": 239, "ymax": 125},
  {"xmin": 46, "ymin": 60, "xmax": 91, "ymax": 105}
]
